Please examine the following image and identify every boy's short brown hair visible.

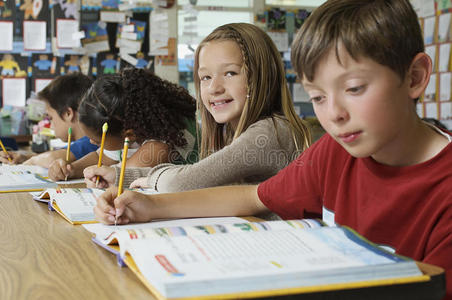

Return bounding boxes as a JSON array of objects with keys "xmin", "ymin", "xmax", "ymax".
[
  {"xmin": 38, "ymin": 73, "xmax": 93, "ymax": 118},
  {"xmin": 291, "ymin": 0, "xmax": 424, "ymax": 82}
]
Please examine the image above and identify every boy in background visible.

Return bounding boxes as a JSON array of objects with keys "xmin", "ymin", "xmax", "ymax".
[
  {"xmin": 0, "ymin": 73, "xmax": 98, "ymax": 167},
  {"xmin": 94, "ymin": 1, "xmax": 451, "ymax": 298}
]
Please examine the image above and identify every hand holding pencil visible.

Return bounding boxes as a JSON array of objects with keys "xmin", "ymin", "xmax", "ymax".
[
  {"xmin": 0, "ymin": 139, "xmax": 12, "ymax": 163},
  {"xmin": 115, "ymin": 137, "xmax": 129, "ymax": 226}
]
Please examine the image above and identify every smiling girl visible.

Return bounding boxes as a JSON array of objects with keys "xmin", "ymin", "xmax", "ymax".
[{"xmin": 84, "ymin": 23, "xmax": 311, "ymax": 192}]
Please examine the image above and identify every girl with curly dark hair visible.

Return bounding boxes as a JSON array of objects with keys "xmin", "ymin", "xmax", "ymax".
[{"xmin": 47, "ymin": 68, "xmax": 198, "ymax": 181}]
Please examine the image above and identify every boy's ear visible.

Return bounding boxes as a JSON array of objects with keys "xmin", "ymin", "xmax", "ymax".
[
  {"xmin": 63, "ymin": 107, "xmax": 77, "ymax": 123},
  {"xmin": 407, "ymin": 52, "xmax": 432, "ymax": 100}
]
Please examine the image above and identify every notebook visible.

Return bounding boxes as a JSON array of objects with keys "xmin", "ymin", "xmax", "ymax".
[{"xmin": 88, "ymin": 218, "xmax": 426, "ymax": 299}]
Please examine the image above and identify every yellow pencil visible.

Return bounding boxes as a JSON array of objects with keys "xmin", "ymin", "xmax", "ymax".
[
  {"xmin": 0, "ymin": 139, "xmax": 12, "ymax": 162},
  {"xmin": 95, "ymin": 122, "xmax": 108, "ymax": 187},
  {"xmin": 115, "ymin": 137, "xmax": 129, "ymax": 226},
  {"xmin": 65, "ymin": 127, "xmax": 72, "ymax": 181}
]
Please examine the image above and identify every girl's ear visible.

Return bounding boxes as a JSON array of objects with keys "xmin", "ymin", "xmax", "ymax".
[{"xmin": 407, "ymin": 52, "xmax": 432, "ymax": 100}]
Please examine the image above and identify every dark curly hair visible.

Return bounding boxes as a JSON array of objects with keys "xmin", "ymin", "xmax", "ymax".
[{"xmin": 78, "ymin": 68, "xmax": 196, "ymax": 148}]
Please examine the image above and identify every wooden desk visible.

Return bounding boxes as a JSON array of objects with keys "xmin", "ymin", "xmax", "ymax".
[
  {"xmin": 0, "ymin": 191, "xmax": 446, "ymax": 300},
  {"xmin": 0, "ymin": 191, "xmax": 151, "ymax": 299}
]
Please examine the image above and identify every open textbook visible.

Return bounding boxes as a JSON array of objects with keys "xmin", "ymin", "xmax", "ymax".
[
  {"xmin": 34, "ymin": 187, "xmax": 158, "ymax": 224},
  {"xmin": 0, "ymin": 164, "xmax": 57, "ymax": 192},
  {"xmin": 0, "ymin": 164, "xmax": 86, "ymax": 193},
  {"xmin": 88, "ymin": 218, "xmax": 426, "ymax": 299}
]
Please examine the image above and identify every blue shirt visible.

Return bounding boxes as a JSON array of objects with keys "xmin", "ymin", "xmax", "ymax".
[
  {"xmin": 34, "ymin": 60, "xmax": 52, "ymax": 71},
  {"xmin": 63, "ymin": 136, "xmax": 98, "ymax": 160}
]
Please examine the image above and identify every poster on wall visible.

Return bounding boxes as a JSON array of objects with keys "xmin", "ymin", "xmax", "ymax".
[
  {"xmin": 60, "ymin": 54, "xmax": 93, "ymax": 76},
  {"xmin": 31, "ymin": 53, "xmax": 58, "ymax": 77},
  {"xmin": 97, "ymin": 52, "xmax": 119, "ymax": 75},
  {"xmin": 0, "ymin": 53, "xmax": 28, "ymax": 78},
  {"xmin": 15, "ymin": 0, "xmax": 50, "ymax": 38}
]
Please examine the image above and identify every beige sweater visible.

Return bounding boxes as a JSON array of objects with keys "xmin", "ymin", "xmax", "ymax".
[{"xmin": 114, "ymin": 117, "xmax": 301, "ymax": 192}]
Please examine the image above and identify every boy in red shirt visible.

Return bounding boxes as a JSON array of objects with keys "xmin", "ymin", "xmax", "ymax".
[{"xmin": 94, "ymin": 1, "xmax": 451, "ymax": 298}]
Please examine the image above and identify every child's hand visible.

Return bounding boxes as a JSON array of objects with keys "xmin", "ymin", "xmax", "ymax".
[
  {"xmin": 23, "ymin": 155, "xmax": 42, "ymax": 165},
  {"xmin": 129, "ymin": 177, "xmax": 149, "ymax": 189},
  {"xmin": 83, "ymin": 166, "xmax": 115, "ymax": 188},
  {"xmin": 0, "ymin": 152, "xmax": 27, "ymax": 164},
  {"xmin": 48, "ymin": 158, "xmax": 73, "ymax": 181},
  {"xmin": 94, "ymin": 187, "xmax": 153, "ymax": 224}
]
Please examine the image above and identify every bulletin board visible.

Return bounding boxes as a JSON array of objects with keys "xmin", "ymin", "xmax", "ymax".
[
  {"xmin": 0, "ymin": 0, "xmax": 175, "ymax": 108},
  {"xmin": 415, "ymin": 0, "xmax": 452, "ymax": 130}
]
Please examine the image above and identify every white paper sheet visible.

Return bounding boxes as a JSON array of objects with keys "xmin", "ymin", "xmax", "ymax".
[
  {"xmin": 57, "ymin": 19, "xmax": 81, "ymax": 48},
  {"xmin": 2, "ymin": 78, "xmax": 26, "ymax": 107},
  {"xmin": 440, "ymin": 72, "xmax": 451, "ymax": 101},
  {"xmin": 438, "ymin": 13, "xmax": 451, "ymax": 42},
  {"xmin": 23, "ymin": 21, "xmax": 46, "ymax": 50},
  {"xmin": 423, "ymin": 16, "xmax": 436, "ymax": 45},
  {"xmin": 440, "ymin": 101, "xmax": 452, "ymax": 119},
  {"xmin": 438, "ymin": 43, "xmax": 451, "ymax": 72},
  {"xmin": 0, "ymin": 21, "xmax": 13, "ymax": 51}
]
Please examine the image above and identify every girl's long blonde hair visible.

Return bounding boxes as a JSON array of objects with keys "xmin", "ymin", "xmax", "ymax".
[{"xmin": 194, "ymin": 23, "xmax": 311, "ymax": 159}]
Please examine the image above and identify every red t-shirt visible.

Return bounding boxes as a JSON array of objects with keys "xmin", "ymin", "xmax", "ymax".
[{"xmin": 258, "ymin": 133, "xmax": 452, "ymax": 299}]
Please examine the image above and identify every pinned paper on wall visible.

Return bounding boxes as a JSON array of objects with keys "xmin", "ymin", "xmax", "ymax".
[
  {"xmin": 438, "ymin": 13, "xmax": 451, "ymax": 43},
  {"xmin": 0, "ymin": 21, "xmax": 13, "ymax": 51},
  {"xmin": 439, "ymin": 72, "xmax": 451, "ymax": 102},
  {"xmin": 150, "ymin": 8, "xmax": 169, "ymax": 55},
  {"xmin": 23, "ymin": 20, "xmax": 46, "ymax": 51},
  {"xmin": 56, "ymin": 18, "xmax": 81, "ymax": 48},
  {"xmin": 34, "ymin": 78, "xmax": 52, "ymax": 93},
  {"xmin": 420, "ymin": 0, "xmax": 435, "ymax": 18},
  {"xmin": 423, "ymin": 16, "xmax": 436, "ymax": 45},
  {"xmin": 2, "ymin": 78, "xmax": 27, "ymax": 107},
  {"xmin": 440, "ymin": 101, "xmax": 452, "ymax": 120},
  {"xmin": 424, "ymin": 73, "xmax": 437, "ymax": 102},
  {"xmin": 425, "ymin": 102, "xmax": 438, "ymax": 119},
  {"xmin": 180, "ymin": 4, "xmax": 198, "ymax": 44},
  {"xmin": 116, "ymin": 19, "xmax": 146, "ymax": 54},
  {"xmin": 425, "ymin": 45, "xmax": 437, "ymax": 72},
  {"xmin": 100, "ymin": 11, "xmax": 126, "ymax": 23},
  {"xmin": 416, "ymin": 102, "xmax": 424, "ymax": 118},
  {"xmin": 438, "ymin": 43, "xmax": 451, "ymax": 72}
]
